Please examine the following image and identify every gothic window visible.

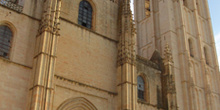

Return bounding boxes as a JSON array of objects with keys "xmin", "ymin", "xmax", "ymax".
[
  {"xmin": 188, "ymin": 39, "xmax": 194, "ymax": 57},
  {"xmin": 137, "ymin": 76, "xmax": 145, "ymax": 100},
  {"xmin": 204, "ymin": 47, "xmax": 209, "ymax": 65},
  {"xmin": 0, "ymin": 25, "xmax": 13, "ymax": 59},
  {"xmin": 78, "ymin": 0, "xmax": 93, "ymax": 29}
]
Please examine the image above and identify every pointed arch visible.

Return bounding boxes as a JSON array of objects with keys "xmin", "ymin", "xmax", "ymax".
[{"xmin": 57, "ymin": 97, "xmax": 97, "ymax": 110}]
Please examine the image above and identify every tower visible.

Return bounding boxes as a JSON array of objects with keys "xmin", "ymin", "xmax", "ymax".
[
  {"xmin": 134, "ymin": 0, "xmax": 220, "ymax": 110},
  {"xmin": 1, "ymin": 0, "xmax": 219, "ymax": 110}
]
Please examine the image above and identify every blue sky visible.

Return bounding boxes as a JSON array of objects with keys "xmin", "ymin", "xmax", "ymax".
[
  {"xmin": 208, "ymin": 0, "xmax": 220, "ymax": 65},
  {"xmin": 131, "ymin": 0, "xmax": 220, "ymax": 65}
]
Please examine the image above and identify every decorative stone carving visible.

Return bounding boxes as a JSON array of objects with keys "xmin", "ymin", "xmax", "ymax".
[
  {"xmin": 117, "ymin": 0, "xmax": 137, "ymax": 110},
  {"xmin": 117, "ymin": 0, "xmax": 136, "ymax": 66},
  {"xmin": 0, "ymin": 0, "xmax": 23, "ymax": 12}
]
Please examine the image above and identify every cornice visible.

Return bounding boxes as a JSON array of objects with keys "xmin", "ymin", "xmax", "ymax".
[{"xmin": 54, "ymin": 75, "xmax": 118, "ymax": 96}]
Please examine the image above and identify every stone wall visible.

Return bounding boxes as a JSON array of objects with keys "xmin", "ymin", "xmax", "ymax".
[
  {"xmin": 136, "ymin": 56, "xmax": 163, "ymax": 110},
  {"xmin": 0, "ymin": 0, "xmax": 42, "ymax": 109},
  {"xmin": 53, "ymin": 0, "xmax": 119, "ymax": 109}
]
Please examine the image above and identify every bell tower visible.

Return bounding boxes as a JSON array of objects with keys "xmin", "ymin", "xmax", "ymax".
[{"xmin": 134, "ymin": 0, "xmax": 220, "ymax": 110}]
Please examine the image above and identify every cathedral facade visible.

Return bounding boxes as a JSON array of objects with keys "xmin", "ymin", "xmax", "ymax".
[{"xmin": 0, "ymin": 0, "xmax": 219, "ymax": 110}]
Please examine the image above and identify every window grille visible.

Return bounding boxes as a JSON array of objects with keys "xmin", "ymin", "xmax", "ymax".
[
  {"xmin": 0, "ymin": 25, "xmax": 13, "ymax": 59},
  {"xmin": 78, "ymin": 0, "xmax": 93, "ymax": 29}
]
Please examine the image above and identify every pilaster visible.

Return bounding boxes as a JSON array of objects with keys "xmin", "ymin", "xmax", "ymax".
[{"xmin": 28, "ymin": 0, "xmax": 61, "ymax": 110}]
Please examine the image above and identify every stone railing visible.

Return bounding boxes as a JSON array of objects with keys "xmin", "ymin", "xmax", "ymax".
[{"xmin": 0, "ymin": 0, "xmax": 23, "ymax": 12}]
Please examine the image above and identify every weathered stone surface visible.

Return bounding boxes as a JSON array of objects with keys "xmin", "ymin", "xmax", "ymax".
[{"xmin": 0, "ymin": 0, "xmax": 219, "ymax": 110}]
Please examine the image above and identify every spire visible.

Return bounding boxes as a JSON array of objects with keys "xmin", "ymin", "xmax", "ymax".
[{"xmin": 117, "ymin": 0, "xmax": 136, "ymax": 66}]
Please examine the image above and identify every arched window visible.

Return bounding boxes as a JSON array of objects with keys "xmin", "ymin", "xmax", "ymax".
[
  {"xmin": 188, "ymin": 39, "xmax": 194, "ymax": 57},
  {"xmin": 78, "ymin": 0, "xmax": 93, "ymax": 29},
  {"xmin": 0, "ymin": 25, "xmax": 13, "ymax": 59},
  {"xmin": 137, "ymin": 76, "xmax": 145, "ymax": 100},
  {"xmin": 204, "ymin": 47, "xmax": 209, "ymax": 65}
]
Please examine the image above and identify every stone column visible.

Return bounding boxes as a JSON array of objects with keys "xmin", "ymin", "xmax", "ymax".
[{"xmin": 28, "ymin": 0, "xmax": 61, "ymax": 110}]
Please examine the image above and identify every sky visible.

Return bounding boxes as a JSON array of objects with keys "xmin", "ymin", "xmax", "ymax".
[
  {"xmin": 208, "ymin": 0, "xmax": 220, "ymax": 66},
  {"xmin": 130, "ymin": 0, "xmax": 220, "ymax": 66}
]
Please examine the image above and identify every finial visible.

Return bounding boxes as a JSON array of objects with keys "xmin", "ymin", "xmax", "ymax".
[{"xmin": 164, "ymin": 43, "xmax": 173, "ymax": 62}]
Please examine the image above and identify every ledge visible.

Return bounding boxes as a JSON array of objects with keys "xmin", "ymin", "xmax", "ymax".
[
  {"xmin": 0, "ymin": 56, "xmax": 32, "ymax": 69},
  {"xmin": 55, "ymin": 75, "xmax": 118, "ymax": 96},
  {"xmin": 138, "ymin": 99, "xmax": 164, "ymax": 109},
  {"xmin": 60, "ymin": 17, "xmax": 118, "ymax": 43}
]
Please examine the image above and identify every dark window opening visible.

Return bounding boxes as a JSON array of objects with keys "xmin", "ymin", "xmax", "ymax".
[
  {"xmin": 138, "ymin": 76, "xmax": 145, "ymax": 100},
  {"xmin": 188, "ymin": 39, "xmax": 194, "ymax": 58},
  {"xmin": 0, "ymin": 25, "xmax": 13, "ymax": 59},
  {"xmin": 204, "ymin": 47, "xmax": 209, "ymax": 65},
  {"xmin": 78, "ymin": 0, "xmax": 93, "ymax": 29}
]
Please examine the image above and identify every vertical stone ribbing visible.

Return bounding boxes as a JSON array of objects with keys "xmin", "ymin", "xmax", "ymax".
[
  {"xmin": 117, "ymin": 0, "xmax": 136, "ymax": 110},
  {"xmin": 28, "ymin": 0, "xmax": 61, "ymax": 110}
]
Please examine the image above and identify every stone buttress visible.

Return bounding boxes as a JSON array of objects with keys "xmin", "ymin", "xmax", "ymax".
[
  {"xmin": 117, "ymin": 0, "xmax": 137, "ymax": 110},
  {"xmin": 28, "ymin": 0, "xmax": 61, "ymax": 110}
]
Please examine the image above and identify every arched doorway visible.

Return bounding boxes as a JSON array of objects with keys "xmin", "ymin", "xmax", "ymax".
[{"xmin": 57, "ymin": 97, "xmax": 97, "ymax": 110}]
